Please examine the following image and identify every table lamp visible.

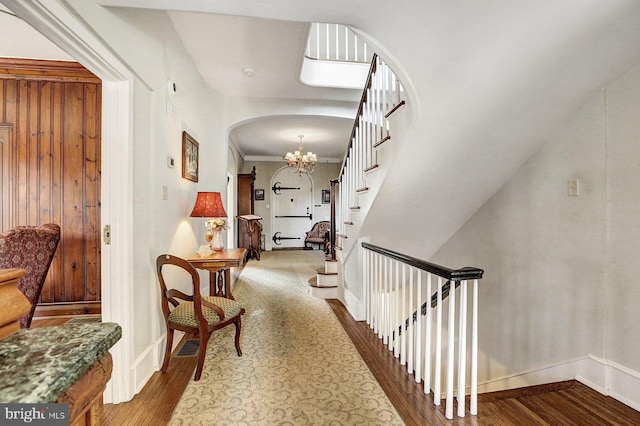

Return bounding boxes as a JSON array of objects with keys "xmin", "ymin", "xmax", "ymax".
[{"xmin": 189, "ymin": 191, "xmax": 228, "ymax": 251}]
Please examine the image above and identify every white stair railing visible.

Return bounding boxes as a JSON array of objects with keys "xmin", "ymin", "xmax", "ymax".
[
  {"xmin": 337, "ymin": 54, "xmax": 405, "ymax": 247},
  {"xmin": 306, "ymin": 23, "xmax": 372, "ymax": 63},
  {"xmin": 362, "ymin": 242, "xmax": 484, "ymax": 419}
]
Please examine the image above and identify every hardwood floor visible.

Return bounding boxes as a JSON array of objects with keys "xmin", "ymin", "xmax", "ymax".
[
  {"xmin": 327, "ymin": 300, "xmax": 640, "ymax": 426},
  {"xmin": 99, "ymin": 344, "xmax": 197, "ymax": 425},
  {"xmin": 31, "ymin": 305, "xmax": 640, "ymax": 425}
]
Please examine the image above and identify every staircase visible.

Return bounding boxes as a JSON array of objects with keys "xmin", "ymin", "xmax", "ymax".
[
  {"xmin": 335, "ymin": 53, "xmax": 405, "ymax": 261},
  {"xmin": 329, "ymin": 52, "xmax": 486, "ymax": 420},
  {"xmin": 308, "ymin": 258, "xmax": 338, "ymax": 299}
]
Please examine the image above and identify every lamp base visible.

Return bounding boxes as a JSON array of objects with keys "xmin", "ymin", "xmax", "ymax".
[{"xmin": 210, "ymin": 228, "xmax": 224, "ymax": 252}]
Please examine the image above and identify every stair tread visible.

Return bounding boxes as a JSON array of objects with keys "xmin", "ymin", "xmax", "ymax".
[
  {"xmin": 309, "ymin": 281, "xmax": 337, "ymax": 289},
  {"xmin": 316, "ymin": 267, "xmax": 337, "ymax": 275},
  {"xmin": 309, "ymin": 276, "xmax": 337, "ymax": 288}
]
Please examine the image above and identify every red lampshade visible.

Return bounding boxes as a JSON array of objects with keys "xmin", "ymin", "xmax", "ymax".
[{"xmin": 189, "ymin": 192, "xmax": 227, "ymax": 218}]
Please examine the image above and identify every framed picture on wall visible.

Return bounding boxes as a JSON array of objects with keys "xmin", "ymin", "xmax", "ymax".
[
  {"xmin": 182, "ymin": 131, "xmax": 199, "ymax": 182},
  {"xmin": 255, "ymin": 188, "xmax": 265, "ymax": 201},
  {"xmin": 322, "ymin": 189, "xmax": 330, "ymax": 204}
]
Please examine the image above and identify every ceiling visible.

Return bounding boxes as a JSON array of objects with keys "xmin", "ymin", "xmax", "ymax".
[
  {"xmin": 167, "ymin": 11, "xmax": 361, "ymax": 163},
  {"xmin": 0, "ymin": 4, "xmax": 361, "ymax": 163},
  {"xmin": 229, "ymin": 116, "xmax": 352, "ymax": 162}
]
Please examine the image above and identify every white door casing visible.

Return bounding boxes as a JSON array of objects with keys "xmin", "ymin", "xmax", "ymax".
[{"xmin": 5, "ymin": 0, "xmax": 136, "ymax": 403}]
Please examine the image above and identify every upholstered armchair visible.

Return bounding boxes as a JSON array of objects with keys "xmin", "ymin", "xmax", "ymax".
[
  {"xmin": 156, "ymin": 254, "xmax": 245, "ymax": 381},
  {"xmin": 0, "ymin": 223, "xmax": 61, "ymax": 328},
  {"xmin": 304, "ymin": 221, "xmax": 330, "ymax": 250}
]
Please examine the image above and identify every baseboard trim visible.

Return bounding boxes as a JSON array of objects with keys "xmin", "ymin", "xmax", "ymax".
[
  {"xmin": 132, "ymin": 335, "xmax": 165, "ymax": 394},
  {"xmin": 478, "ymin": 355, "xmax": 640, "ymax": 411},
  {"xmin": 34, "ymin": 301, "xmax": 101, "ymax": 317},
  {"xmin": 340, "ymin": 286, "xmax": 364, "ymax": 321},
  {"xmin": 576, "ymin": 355, "xmax": 640, "ymax": 412}
]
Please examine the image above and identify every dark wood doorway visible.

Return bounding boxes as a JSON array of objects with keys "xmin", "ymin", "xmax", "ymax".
[{"xmin": 0, "ymin": 58, "xmax": 102, "ymax": 316}]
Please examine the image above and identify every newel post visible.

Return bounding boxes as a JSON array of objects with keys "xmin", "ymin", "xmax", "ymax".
[{"xmin": 329, "ymin": 179, "xmax": 338, "ymax": 260}]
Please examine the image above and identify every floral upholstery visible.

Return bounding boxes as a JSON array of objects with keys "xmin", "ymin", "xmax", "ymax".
[
  {"xmin": 169, "ymin": 296, "xmax": 243, "ymax": 329},
  {"xmin": 304, "ymin": 221, "xmax": 330, "ymax": 249},
  {"xmin": 0, "ymin": 223, "xmax": 61, "ymax": 328}
]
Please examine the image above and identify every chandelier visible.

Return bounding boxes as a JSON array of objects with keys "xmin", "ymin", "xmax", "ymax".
[{"xmin": 284, "ymin": 134, "xmax": 317, "ymax": 174}]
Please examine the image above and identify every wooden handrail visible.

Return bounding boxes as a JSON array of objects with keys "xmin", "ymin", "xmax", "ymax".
[
  {"xmin": 362, "ymin": 242, "xmax": 482, "ymax": 418},
  {"xmin": 361, "ymin": 242, "xmax": 484, "ymax": 281},
  {"xmin": 362, "ymin": 242, "xmax": 484, "ymax": 339},
  {"xmin": 339, "ymin": 53, "xmax": 379, "ymax": 180}
]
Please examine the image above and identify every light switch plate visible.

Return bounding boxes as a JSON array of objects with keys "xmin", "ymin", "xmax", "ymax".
[{"xmin": 568, "ymin": 179, "xmax": 579, "ymax": 196}]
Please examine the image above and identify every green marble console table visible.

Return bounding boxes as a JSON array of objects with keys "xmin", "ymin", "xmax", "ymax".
[{"xmin": 0, "ymin": 322, "xmax": 121, "ymax": 424}]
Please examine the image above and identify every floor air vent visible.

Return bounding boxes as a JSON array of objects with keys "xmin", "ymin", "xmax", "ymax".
[{"xmin": 175, "ymin": 339, "xmax": 200, "ymax": 357}]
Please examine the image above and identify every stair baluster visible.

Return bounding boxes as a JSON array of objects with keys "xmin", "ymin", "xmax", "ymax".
[{"xmin": 361, "ymin": 242, "xmax": 484, "ymax": 419}]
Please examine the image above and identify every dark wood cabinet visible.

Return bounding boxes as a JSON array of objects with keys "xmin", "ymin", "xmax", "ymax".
[{"xmin": 237, "ymin": 167, "xmax": 261, "ymax": 259}]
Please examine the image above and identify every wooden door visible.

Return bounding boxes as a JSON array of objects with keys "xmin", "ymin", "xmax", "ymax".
[{"xmin": 0, "ymin": 59, "xmax": 101, "ymax": 314}]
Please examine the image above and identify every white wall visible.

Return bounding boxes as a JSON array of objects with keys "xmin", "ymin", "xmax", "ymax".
[
  {"xmin": 58, "ymin": 2, "xmax": 229, "ymax": 395},
  {"xmin": 432, "ymin": 91, "xmax": 607, "ymax": 377},
  {"xmin": 605, "ymin": 61, "xmax": 640, "ymax": 374},
  {"xmin": 427, "ymin": 59, "xmax": 640, "ymax": 404}
]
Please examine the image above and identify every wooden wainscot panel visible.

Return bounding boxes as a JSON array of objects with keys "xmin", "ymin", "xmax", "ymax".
[{"xmin": 0, "ymin": 58, "xmax": 102, "ymax": 315}]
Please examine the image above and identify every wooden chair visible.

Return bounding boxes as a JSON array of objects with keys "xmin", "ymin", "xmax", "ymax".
[
  {"xmin": 0, "ymin": 223, "xmax": 61, "ymax": 328},
  {"xmin": 156, "ymin": 254, "xmax": 245, "ymax": 381},
  {"xmin": 304, "ymin": 221, "xmax": 330, "ymax": 250}
]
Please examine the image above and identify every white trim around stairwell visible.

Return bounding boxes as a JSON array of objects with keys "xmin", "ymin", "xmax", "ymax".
[
  {"xmin": 477, "ymin": 355, "xmax": 640, "ymax": 412},
  {"xmin": 340, "ymin": 285, "xmax": 364, "ymax": 321}
]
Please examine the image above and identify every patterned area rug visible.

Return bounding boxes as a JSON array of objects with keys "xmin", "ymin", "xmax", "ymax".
[{"xmin": 169, "ymin": 250, "xmax": 404, "ymax": 425}]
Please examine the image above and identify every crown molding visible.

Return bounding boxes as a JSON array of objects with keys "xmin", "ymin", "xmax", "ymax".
[{"xmin": 244, "ymin": 155, "xmax": 342, "ymax": 163}]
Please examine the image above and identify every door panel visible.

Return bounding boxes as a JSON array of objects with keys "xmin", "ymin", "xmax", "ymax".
[
  {"xmin": 0, "ymin": 59, "xmax": 101, "ymax": 306},
  {"xmin": 271, "ymin": 168, "xmax": 313, "ymax": 248}
]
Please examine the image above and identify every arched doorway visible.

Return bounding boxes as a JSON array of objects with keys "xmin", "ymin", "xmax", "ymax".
[{"xmin": 270, "ymin": 167, "xmax": 314, "ymax": 249}]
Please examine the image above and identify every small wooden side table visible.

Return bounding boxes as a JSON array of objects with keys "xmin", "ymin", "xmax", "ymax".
[{"xmin": 188, "ymin": 248, "xmax": 247, "ymax": 299}]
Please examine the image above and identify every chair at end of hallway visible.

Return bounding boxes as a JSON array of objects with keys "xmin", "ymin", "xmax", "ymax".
[
  {"xmin": 304, "ymin": 221, "xmax": 330, "ymax": 251},
  {"xmin": 156, "ymin": 254, "xmax": 245, "ymax": 381},
  {"xmin": 0, "ymin": 223, "xmax": 61, "ymax": 328}
]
